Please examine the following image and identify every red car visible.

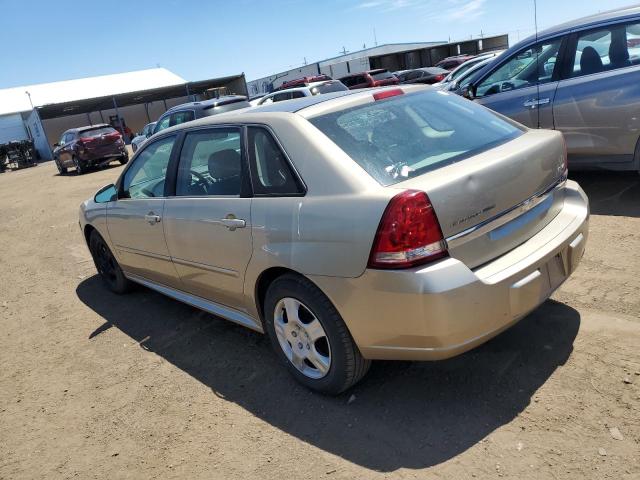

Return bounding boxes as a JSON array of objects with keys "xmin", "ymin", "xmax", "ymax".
[
  {"xmin": 276, "ymin": 75, "xmax": 332, "ymax": 91},
  {"xmin": 435, "ymin": 55, "xmax": 475, "ymax": 71},
  {"xmin": 338, "ymin": 69, "xmax": 399, "ymax": 89},
  {"xmin": 53, "ymin": 124, "xmax": 128, "ymax": 175}
]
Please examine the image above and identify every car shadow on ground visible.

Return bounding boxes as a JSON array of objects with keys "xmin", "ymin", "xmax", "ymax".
[
  {"xmin": 77, "ymin": 275, "xmax": 580, "ymax": 471},
  {"xmin": 569, "ymin": 171, "xmax": 640, "ymax": 217}
]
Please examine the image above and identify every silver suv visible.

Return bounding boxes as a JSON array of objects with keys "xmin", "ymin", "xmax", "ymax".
[
  {"xmin": 80, "ymin": 86, "xmax": 588, "ymax": 394},
  {"xmin": 464, "ymin": 6, "xmax": 640, "ymax": 171}
]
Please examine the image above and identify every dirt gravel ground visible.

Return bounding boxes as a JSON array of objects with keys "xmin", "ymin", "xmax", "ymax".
[{"xmin": 0, "ymin": 161, "xmax": 639, "ymax": 480}]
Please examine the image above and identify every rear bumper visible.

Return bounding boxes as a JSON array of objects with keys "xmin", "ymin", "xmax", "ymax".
[
  {"xmin": 309, "ymin": 180, "xmax": 589, "ymax": 361},
  {"xmin": 77, "ymin": 146, "xmax": 126, "ymax": 164}
]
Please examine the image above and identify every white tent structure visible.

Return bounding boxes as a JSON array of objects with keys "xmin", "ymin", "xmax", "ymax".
[
  {"xmin": 0, "ymin": 68, "xmax": 186, "ymax": 117},
  {"xmin": 0, "ymin": 68, "xmax": 247, "ymax": 160}
]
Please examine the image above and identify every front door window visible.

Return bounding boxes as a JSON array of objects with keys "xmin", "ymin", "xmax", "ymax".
[
  {"xmin": 476, "ymin": 39, "xmax": 562, "ymax": 97},
  {"xmin": 122, "ymin": 136, "xmax": 175, "ymax": 199}
]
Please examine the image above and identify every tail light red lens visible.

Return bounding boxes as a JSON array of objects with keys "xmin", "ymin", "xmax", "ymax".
[
  {"xmin": 433, "ymin": 74, "xmax": 445, "ymax": 82},
  {"xmin": 368, "ymin": 190, "xmax": 447, "ymax": 269}
]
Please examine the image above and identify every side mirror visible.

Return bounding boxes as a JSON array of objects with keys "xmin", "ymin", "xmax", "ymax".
[
  {"xmin": 94, "ymin": 184, "xmax": 117, "ymax": 203},
  {"xmin": 462, "ymin": 85, "xmax": 476, "ymax": 100}
]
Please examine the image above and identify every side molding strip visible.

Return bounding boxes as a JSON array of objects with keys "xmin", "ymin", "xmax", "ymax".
[{"xmin": 124, "ymin": 272, "xmax": 263, "ymax": 333}]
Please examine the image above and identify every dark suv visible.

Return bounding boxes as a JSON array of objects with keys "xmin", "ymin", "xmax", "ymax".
[
  {"xmin": 53, "ymin": 125, "xmax": 128, "ymax": 175},
  {"xmin": 338, "ymin": 69, "xmax": 399, "ymax": 89},
  {"xmin": 152, "ymin": 96, "xmax": 250, "ymax": 135}
]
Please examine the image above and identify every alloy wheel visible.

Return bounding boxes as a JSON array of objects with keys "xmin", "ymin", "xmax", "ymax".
[{"xmin": 273, "ymin": 297, "xmax": 331, "ymax": 379}]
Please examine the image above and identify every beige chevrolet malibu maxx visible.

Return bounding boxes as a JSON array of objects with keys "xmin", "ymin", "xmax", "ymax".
[{"xmin": 80, "ymin": 86, "xmax": 589, "ymax": 394}]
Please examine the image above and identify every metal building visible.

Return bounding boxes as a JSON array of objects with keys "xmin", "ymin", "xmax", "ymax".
[{"xmin": 247, "ymin": 35, "xmax": 509, "ymax": 95}]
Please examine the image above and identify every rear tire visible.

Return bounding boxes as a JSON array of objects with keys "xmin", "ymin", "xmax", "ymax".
[
  {"xmin": 88, "ymin": 230, "xmax": 131, "ymax": 294},
  {"xmin": 264, "ymin": 274, "xmax": 370, "ymax": 395},
  {"xmin": 73, "ymin": 156, "xmax": 86, "ymax": 175}
]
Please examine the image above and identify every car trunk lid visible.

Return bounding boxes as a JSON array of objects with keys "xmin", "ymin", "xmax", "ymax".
[{"xmin": 394, "ymin": 129, "xmax": 567, "ymax": 269}]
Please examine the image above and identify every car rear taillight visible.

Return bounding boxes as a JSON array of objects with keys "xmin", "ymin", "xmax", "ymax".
[
  {"xmin": 433, "ymin": 74, "xmax": 445, "ymax": 82},
  {"xmin": 373, "ymin": 89, "xmax": 404, "ymax": 101},
  {"xmin": 368, "ymin": 190, "xmax": 447, "ymax": 269}
]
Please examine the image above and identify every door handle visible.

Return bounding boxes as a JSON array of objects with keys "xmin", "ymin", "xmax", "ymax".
[
  {"xmin": 220, "ymin": 215, "xmax": 246, "ymax": 231},
  {"xmin": 144, "ymin": 213, "xmax": 161, "ymax": 224},
  {"xmin": 523, "ymin": 97, "xmax": 550, "ymax": 108}
]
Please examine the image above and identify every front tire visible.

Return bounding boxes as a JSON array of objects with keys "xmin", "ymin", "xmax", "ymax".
[
  {"xmin": 73, "ymin": 156, "xmax": 86, "ymax": 175},
  {"xmin": 89, "ymin": 230, "xmax": 131, "ymax": 294},
  {"xmin": 264, "ymin": 274, "xmax": 370, "ymax": 394},
  {"xmin": 119, "ymin": 153, "xmax": 129, "ymax": 165},
  {"xmin": 54, "ymin": 157, "xmax": 67, "ymax": 175}
]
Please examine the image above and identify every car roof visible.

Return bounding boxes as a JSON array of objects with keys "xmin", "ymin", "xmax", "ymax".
[
  {"xmin": 65, "ymin": 123, "xmax": 112, "ymax": 133},
  {"xmin": 415, "ymin": 67, "xmax": 449, "ymax": 73},
  {"xmin": 154, "ymin": 86, "xmax": 431, "ymax": 137},
  {"xmin": 249, "ymin": 90, "xmax": 357, "ymax": 113},
  {"xmin": 165, "ymin": 95, "xmax": 248, "ymax": 113},
  {"xmin": 521, "ymin": 5, "xmax": 640, "ymax": 43}
]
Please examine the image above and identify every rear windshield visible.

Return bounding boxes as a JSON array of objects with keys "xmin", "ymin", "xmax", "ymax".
[
  {"xmin": 310, "ymin": 82, "xmax": 348, "ymax": 95},
  {"xmin": 371, "ymin": 71, "xmax": 394, "ymax": 80},
  {"xmin": 80, "ymin": 127, "xmax": 117, "ymax": 138},
  {"xmin": 309, "ymin": 90, "xmax": 522, "ymax": 186}
]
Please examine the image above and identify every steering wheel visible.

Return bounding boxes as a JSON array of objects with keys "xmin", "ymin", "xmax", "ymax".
[
  {"xmin": 190, "ymin": 169, "xmax": 212, "ymax": 189},
  {"xmin": 500, "ymin": 81, "xmax": 515, "ymax": 92}
]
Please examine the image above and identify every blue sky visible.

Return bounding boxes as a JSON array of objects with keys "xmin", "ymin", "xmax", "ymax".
[{"xmin": 0, "ymin": 0, "xmax": 634, "ymax": 88}]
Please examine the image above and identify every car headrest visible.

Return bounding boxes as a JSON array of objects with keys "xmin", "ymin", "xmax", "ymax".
[
  {"xmin": 208, "ymin": 149, "xmax": 241, "ymax": 178},
  {"xmin": 580, "ymin": 46, "xmax": 603, "ymax": 75}
]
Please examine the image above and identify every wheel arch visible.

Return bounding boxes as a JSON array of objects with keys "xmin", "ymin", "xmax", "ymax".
[
  {"xmin": 83, "ymin": 224, "xmax": 97, "ymax": 248},
  {"xmin": 254, "ymin": 266, "xmax": 341, "ymax": 327}
]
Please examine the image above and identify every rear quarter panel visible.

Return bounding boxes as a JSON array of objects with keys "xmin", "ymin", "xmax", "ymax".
[{"xmin": 241, "ymin": 114, "xmax": 395, "ymax": 314}]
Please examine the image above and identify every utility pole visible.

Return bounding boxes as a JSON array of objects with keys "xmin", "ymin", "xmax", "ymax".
[
  {"xmin": 340, "ymin": 46, "xmax": 349, "ymax": 55},
  {"xmin": 303, "ymin": 57, "xmax": 308, "ymax": 65},
  {"xmin": 373, "ymin": 27, "xmax": 378, "ymax": 46}
]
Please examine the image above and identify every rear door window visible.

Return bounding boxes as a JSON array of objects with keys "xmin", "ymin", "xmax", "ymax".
[
  {"xmin": 309, "ymin": 89, "xmax": 522, "ymax": 186},
  {"xmin": 247, "ymin": 127, "xmax": 302, "ymax": 195},
  {"xmin": 569, "ymin": 21, "xmax": 640, "ymax": 77}
]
